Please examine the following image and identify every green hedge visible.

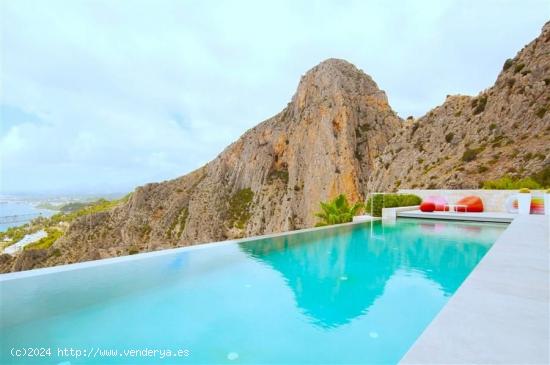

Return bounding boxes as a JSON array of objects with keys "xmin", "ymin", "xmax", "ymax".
[{"xmin": 365, "ymin": 194, "xmax": 422, "ymax": 217}]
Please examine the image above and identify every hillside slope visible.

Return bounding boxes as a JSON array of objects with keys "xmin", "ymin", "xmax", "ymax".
[
  {"xmin": 2, "ymin": 22, "xmax": 549, "ymax": 273},
  {"xmin": 369, "ymin": 22, "xmax": 550, "ymax": 190}
]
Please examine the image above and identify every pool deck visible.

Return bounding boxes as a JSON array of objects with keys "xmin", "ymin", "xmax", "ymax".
[
  {"xmin": 398, "ymin": 209, "xmax": 516, "ymax": 223},
  {"xmin": 400, "ymin": 214, "xmax": 549, "ymax": 364}
]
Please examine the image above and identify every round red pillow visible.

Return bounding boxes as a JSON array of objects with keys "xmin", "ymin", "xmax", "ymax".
[
  {"xmin": 420, "ymin": 201, "xmax": 436, "ymax": 212},
  {"xmin": 456, "ymin": 196, "xmax": 484, "ymax": 212}
]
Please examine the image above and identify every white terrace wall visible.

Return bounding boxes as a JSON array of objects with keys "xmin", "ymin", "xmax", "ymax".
[{"xmin": 398, "ymin": 189, "xmax": 547, "ymax": 213}]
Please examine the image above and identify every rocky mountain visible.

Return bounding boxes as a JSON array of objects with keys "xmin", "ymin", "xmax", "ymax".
[
  {"xmin": 369, "ymin": 21, "xmax": 550, "ymax": 191},
  {"xmin": 2, "ymin": 22, "xmax": 549, "ymax": 273}
]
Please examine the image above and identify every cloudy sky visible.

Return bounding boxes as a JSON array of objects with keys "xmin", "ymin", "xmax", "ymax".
[{"xmin": 1, "ymin": 0, "xmax": 548, "ymax": 194}]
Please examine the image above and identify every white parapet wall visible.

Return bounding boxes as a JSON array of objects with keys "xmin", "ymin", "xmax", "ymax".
[
  {"xmin": 381, "ymin": 205, "xmax": 420, "ymax": 220},
  {"xmin": 352, "ymin": 215, "xmax": 377, "ymax": 223},
  {"xmin": 398, "ymin": 189, "xmax": 547, "ymax": 213}
]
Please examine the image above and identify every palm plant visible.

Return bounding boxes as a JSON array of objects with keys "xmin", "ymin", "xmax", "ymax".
[{"xmin": 314, "ymin": 194, "xmax": 364, "ymax": 227}]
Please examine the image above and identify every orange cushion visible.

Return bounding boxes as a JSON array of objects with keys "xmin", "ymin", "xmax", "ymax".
[
  {"xmin": 456, "ymin": 196, "xmax": 484, "ymax": 212},
  {"xmin": 420, "ymin": 201, "xmax": 436, "ymax": 212}
]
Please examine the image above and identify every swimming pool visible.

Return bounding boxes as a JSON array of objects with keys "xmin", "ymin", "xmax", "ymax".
[{"xmin": 0, "ymin": 218, "xmax": 506, "ymax": 364}]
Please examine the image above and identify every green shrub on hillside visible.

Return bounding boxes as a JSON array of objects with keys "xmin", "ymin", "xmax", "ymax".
[
  {"xmin": 168, "ymin": 206, "xmax": 189, "ymax": 239},
  {"xmin": 478, "ymin": 165, "xmax": 489, "ymax": 173},
  {"xmin": 267, "ymin": 169, "xmax": 289, "ymax": 184},
  {"xmin": 502, "ymin": 58, "xmax": 514, "ymax": 71},
  {"xmin": 0, "ymin": 224, "xmax": 31, "ymax": 245},
  {"xmin": 24, "ymin": 228, "xmax": 63, "ymax": 251},
  {"xmin": 462, "ymin": 147, "xmax": 482, "ymax": 162},
  {"xmin": 365, "ymin": 194, "xmax": 421, "ymax": 217},
  {"xmin": 482, "ymin": 176, "xmax": 541, "ymax": 189},
  {"xmin": 482, "ymin": 166, "xmax": 549, "ymax": 189},
  {"xmin": 227, "ymin": 188, "xmax": 254, "ymax": 229},
  {"xmin": 48, "ymin": 198, "xmax": 127, "ymax": 226},
  {"xmin": 514, "ymin": 63, "xmax": 525, "ymax": 73},
  {"xmin": 535, "ymin": 105, "xmax": 548, "ymax": 118},
  {"xmin": 531, "ymin": 165, "xmax": 550, "ymax": 187},
  {"xmin": 472, "ymin": 95, "xmax": 488, "ymax": 115},
  {"xmin": 58, "ymin": 202, "xmax": 92, "ymax": 213}
]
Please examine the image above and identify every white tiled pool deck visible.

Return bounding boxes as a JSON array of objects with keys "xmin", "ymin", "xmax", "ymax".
[
  {"xmin": 400, "ymin": 214, "xmax": 549, "ymax": 364},
  {"xmin": 398, "ymin": 209, "xmax": 516, "ymax": 223}
]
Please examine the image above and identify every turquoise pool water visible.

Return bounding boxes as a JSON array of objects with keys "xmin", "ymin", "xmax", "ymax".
[{"xmin": 0, "ymin": 218, "xmax": 506, "ymax": 364}]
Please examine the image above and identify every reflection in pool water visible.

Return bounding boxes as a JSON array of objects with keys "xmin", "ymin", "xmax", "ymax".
[{"xmin": 241, "ymin": 219, "xmax": 500, "ymax": 328}]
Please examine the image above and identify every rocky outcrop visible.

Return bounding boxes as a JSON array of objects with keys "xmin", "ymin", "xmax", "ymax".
[
  {"xmin": 2, "ymin": 58, "xmax": 400, "ymax": 272},
  {"xmin": 2, "ymin": 22, "xmax": 549, "ymax": 273},
  {"xmin": 369, "ymin": 21, "xmax": 550, "ymax": 191}
]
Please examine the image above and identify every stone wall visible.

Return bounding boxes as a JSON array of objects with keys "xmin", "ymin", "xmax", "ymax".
[{"xmin": 398, "ymin": 189, "xmax": 547, "ymax": 213}]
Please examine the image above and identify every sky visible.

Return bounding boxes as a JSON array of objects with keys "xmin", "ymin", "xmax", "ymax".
[{"xmin": 0, "ymin": 0, "xmax": 548, "ymax": 194}]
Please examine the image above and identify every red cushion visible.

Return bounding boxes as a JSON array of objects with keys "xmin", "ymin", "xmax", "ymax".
[
  {"xmin": 420, "ymin": 201, "xmax": 436, "ymax": 212},
  {"xmin": 455, "ymin": 196, "xmax": 484, "ymax": 212},
  {"xmin": 422, "ymin": 196, "xmax": 448, "ymax": 211}
]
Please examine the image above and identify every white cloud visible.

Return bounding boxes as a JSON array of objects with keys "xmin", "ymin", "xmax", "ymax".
[{"xmin": 1, "ymin": 0, "xmax": 548, "ymax": 193}]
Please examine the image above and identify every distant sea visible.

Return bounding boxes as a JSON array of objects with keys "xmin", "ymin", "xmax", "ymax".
[{"xmin": 0, "ymin": 201, "xmax": 56, "ymax": 232}]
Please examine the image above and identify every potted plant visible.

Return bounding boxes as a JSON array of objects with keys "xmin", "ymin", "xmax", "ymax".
[
  {"xmin": 545, "ymin": 189, "xmax": 550, "ymax": 216},
  {"xmin": 517, "ymin": 188, "xmax": 532, "ymax": 215}
]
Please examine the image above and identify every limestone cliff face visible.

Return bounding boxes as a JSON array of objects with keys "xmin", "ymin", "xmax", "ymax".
[
  {"xmin": 6, "ymin": 59, "xmax": 399, "ymax": 270},
  {"xmin": 3, "ymin": 22, "xmax": 549, "ymax": 273}
]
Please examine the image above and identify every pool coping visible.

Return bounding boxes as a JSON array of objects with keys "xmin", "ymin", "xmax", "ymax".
[
  {"xmin": 0, "ymin": 217, "xmax": 381, "ymax": 282},
  {"xmin": 400, "ymin": 214, "xmax": 549, "ymax": 364},
  {"xmin": 398, "ymin": 209, "xmax": 516, "ymax": 223}
]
